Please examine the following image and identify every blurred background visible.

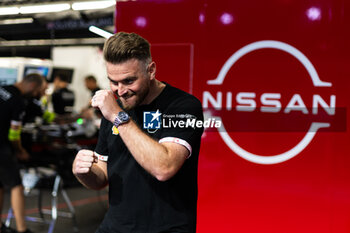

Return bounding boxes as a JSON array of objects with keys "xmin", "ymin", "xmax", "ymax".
[{"xmin": 1, "ymin": 0, "xmax": 350, "ymax": 233}]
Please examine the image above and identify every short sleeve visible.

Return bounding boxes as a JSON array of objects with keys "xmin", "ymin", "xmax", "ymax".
[
  {"xmin": 10, "ymin": 97, "xmax": 25, "ymax": 125},
  {"xmin": 158, "ymin": 96, "xmax": 204, "ymax": 158},
  {"xmin": 94, "ymin": 117, "xmax": 110, "ymax": 161}
]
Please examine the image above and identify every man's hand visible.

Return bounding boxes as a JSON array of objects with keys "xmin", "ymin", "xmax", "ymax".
[
  {"xmin": 73, "ymin": 149, "xmax": 98, "ymax": 175},
  {"xmin": 91, "ymin": 90, "xmax": 121, "ymax": 122},
  {"xmin": 15, "ymin": 148, "xmax": 29, "ymax": 161}
]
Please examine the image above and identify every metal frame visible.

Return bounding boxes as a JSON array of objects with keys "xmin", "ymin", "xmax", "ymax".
[{"xmin": 5, "ymin": 172, "xmax": 78, "ymax": 233}]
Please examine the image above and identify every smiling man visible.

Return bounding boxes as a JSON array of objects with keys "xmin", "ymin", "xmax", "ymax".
[{"xmin": 72, "ymin": 32, "xmax": 203, "ymax": 233}]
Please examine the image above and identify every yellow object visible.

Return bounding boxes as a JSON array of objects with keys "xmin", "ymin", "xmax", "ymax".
[
  {"xmin": 112, "ymin": 126, "xmax": 119, "ymax": 135},
  {"xmin": 43, "ymin": 110, "xmax": 56, "ymax": 123},
  {"xmin": 41, "ymin": 96, "xmax": 48, "ymax": 108},
  {"xmin": 8, "ymin": 128, "xmax": 21, "ymax": 141}
]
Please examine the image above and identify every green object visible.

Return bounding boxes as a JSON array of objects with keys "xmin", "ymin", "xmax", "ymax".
[
  {"xmin": 8, "ymin": 128, "xmax": 21, "ymax": 141},
  {"xmin": 76, "ymin": 118, "xmax": 84, "ymax": 125},
  {"xmin": 43, "ymin": 111, "xmax": 55, "ymax": 123}
]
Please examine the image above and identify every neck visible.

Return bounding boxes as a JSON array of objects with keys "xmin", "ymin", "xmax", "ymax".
[
  {"xmin": 14, "ymin": 83, "xmax": 25, "ymax": 95},
  {"xmin": 142, "ymin": 79, "xmax": 166, "ymax": 105}
]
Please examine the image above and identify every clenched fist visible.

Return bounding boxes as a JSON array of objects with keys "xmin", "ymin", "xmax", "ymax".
[
  {"xmin": 72, "ymin": 149, "xmax": 98, "ymax": 175},
  {"xmin": 91, "ymin": 90, "xmax": 120, "ymax": 122}
]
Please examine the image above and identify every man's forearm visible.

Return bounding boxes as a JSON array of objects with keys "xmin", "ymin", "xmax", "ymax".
[
  {"xmin": 74, "ymin": 163, "xmax": 108, "ymax": 190},
  {"xmin": 117, "ymin": 120, "xmax": 186, "ymax": 181},
  {"xmin": 91, "ymin": 89, "xmax": 187, "ymax": 181},
  {"xmin": 10, "ymin": 140, "xmax": 24, "ymax": 153}
]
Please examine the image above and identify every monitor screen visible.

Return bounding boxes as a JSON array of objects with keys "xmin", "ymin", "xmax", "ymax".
[
  {"xmin": 0, "ymin": 67, "xmax": 18, "ymax": 86},
  {"xmin": 23, "ymin": 66, "xmax": 50, "ymax": 78},
  {"xmin": 49, "ymin": 67, "xmax": 74, "ymax": 83}
]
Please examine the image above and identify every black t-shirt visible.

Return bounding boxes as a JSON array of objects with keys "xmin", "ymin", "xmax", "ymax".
[
  {"xmin": 95, "ymin": 83, "xmax": 203, "ymax": 233},
  {"xmin": 52, "ymin": 87, "xmax": 75, "ymax": 115},
  {"xmin": 90, "ymin": 87, "xmax": 102, "ymax": 116},
  {"xmin": 0, "ymin": 85, "xmax": 26, "ymax": 146},
  {"xmin": 91, "ymin": 87, "xmax": 100, "ymax": 97},
  {"xmin": 23, "ymin": 97, "xmax": 44, "ymax": 123}
]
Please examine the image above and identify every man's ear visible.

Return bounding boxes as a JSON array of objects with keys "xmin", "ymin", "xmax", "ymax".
[{"xmin": 148, "ymin": 61, "xmax": 156, "ymax": 80}]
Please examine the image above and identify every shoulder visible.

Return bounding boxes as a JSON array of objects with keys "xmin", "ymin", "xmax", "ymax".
[
  {"xmin": 0, "ymin": 86, "xmax": 14, "ymax": 101},
  {"xmin": 159, "ymin": 84, "xmax": 203, "ymax": 120},
  {"xmin": 0, "ymin": 87, "xmax": 26, "ymax": 115},
  {"xmin": 65, "ymin": 88, "xmax": 74, "ymax": 93},
  {"xmin": 1, "ymin": 85, "xmax": 17, "ymax": 95},
  {"xmin": 52, "ymin": 89, "xmax": 61, "ymax": 96},
  {"xmin": 1, "ymin": 86, "xmax": 22, "ymax": 102},
  {"xmin": 163, "ymin": 84, "xmax": 202, "ymax": 108}
]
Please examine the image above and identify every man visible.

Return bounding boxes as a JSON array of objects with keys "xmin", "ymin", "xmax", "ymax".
[
  {"xmin": 23, "ymin": 79, "xmax": 55, "ymax": 124},
  {"xmin": 84, "ymin": 75, "xmax": 100, "ymax": 97},
  {"xmin": 81, "ymin": 75, "xmax": 101, "ymax": 119},
  {"xmin": 51, "ymin": 73, "xmax": 75, "ymax": 115},
  {"xmin": 0, "ymin": 73, "xmax": 44, "ymax": 233},
  {"xmin": 73, "ymin": 32, "xmax": 203, "ymax": 233}
]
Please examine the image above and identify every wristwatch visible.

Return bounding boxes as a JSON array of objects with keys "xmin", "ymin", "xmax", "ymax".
[{"xmin": 114, "ymin": 111, "xmax": 130, "ymax": 128}]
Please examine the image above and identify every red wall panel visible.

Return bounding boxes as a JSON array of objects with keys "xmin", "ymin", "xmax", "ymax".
[{"xmin": 116, "ymin": 0, "xmax": 350, "ymax": 232}]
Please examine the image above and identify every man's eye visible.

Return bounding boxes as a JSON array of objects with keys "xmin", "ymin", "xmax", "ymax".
[{"xmin": 124, "ymin": 80, "xmax": 133, "ymax": 84}]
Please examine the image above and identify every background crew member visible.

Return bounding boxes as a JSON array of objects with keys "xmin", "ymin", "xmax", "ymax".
[
  {"xmin": 73, "ymin": 32, "xmax": 204, "ymax": 233},
  {"xmin": 51, "ymin": 73, "xmax": 75, "ymax": 116},
  {"xmin": 23, "ymin": 79, "xmax": 55, "ymax": 124},
  {"xmin": 84, "ymin": 75, "xmax": 100, "ymax": 97},
  {"xmin": 0, "ymin": 73, "xmax": 44, "ymax": 233},
  {"xmin": 81, "ymin": 75, "xmax": 101, "ymax": 119}
]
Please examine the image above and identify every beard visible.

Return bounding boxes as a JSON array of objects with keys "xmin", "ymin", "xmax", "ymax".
[{"xmin": 117, "ymin": 86, "xmax": 149, "ymax": 111}]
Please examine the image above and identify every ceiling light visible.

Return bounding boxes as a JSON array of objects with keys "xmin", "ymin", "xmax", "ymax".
[
  {"xmin": 89, "ymin": 26, "xmax": 113, "ymax": 39},
  {"xmin": 19, "ymin": 3, "xmax": 70, "ymax": 14},
  {"xmin": 0, "ymin": 7, "xmax": 20, "ymax": 16},
  {"xmin": 0, "ymin": 18, "xmax": 34, "ymax": 25},
  {"xmin": 72, "ymin": 0, "xmax": 116, "ymax": 11}
]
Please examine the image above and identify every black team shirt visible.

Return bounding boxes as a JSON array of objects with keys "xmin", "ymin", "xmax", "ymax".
[
  {"xmin": 52, "ymin": 87, "xmax": 75, "ymax": 115},
  {"xmin": 0, "ymin": 85, "xmax": 26, "ymax": 146},
  {"xmin": 95, "ymin": 83, "xmax": 203, "ymax": 233}
]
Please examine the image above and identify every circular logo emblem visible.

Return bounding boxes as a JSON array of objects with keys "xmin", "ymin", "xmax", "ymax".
[{"xmin": 206, "ymin": 40, "xmax": 333, "ymax": 164}]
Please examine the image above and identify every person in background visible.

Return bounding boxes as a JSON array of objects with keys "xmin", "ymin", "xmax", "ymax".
[
  {"xmin": 23, "ymin": 79, "xmax": 55, "ymax": 124},
  {"xmin": 84, "ymin": 75, "xmax": 100, "ymax": 97},
  {"xmin": 81, "ymin": 75, "xmax": 101, "ymax": 120},
  {"xmin": 73, "ymin": 32, "xmax": 204, "ymax": 233},
  {"xmin": 51, "ymin": 73, "xmax": 75, "ymax": 116},
  {"xmin": 0, "ymin": 73, "xmax": 44, "ymax": 233}
]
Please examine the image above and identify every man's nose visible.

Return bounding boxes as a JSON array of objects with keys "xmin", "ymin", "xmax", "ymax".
[{"xmin": 117, "ymin": 83, "xmax": 127, "ymax": 97}]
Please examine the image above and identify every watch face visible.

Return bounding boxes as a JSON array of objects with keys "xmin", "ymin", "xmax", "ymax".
[{"xmin": 118, "ymin": 111, "xmax": 129, "ymax": 122}]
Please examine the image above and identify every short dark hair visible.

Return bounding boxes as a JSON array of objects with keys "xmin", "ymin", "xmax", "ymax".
[
  {"xmin": 85, "ymin": 75, "xmax": 97, "ymax": 82},
  {"xmin": 55, "ymin": 72, "xmax": 70, "ymax": 83},
  {"xmin": 103, "ymin": 32, "xmax": 151, "ymax": 64},
  {"xmin": 22, "ymin": 73, "xmax": 44, "ymax": 86}
]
